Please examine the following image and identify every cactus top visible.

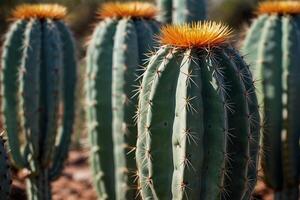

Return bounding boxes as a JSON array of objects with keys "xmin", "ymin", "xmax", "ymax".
[
  {"xmin": 98, "ymin": 2, "xmax": 157, "ymax": 20},
  {"xmin": 11, "ymin": 4, "xmax": 67, "ymax": 20},
  {"xmin": 159, "ymin": 21, "xmax": 232, "ymax": 48},
  {"xmin": 257, "ymin": 1, "xmax": 300, "ymax": 15}
]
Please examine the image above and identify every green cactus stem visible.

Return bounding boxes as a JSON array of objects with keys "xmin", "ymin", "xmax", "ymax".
[
  {"xmin": 242, "ymin": 2, "xmax": 300, "ymax": 199},
  {"xmin": 1, "ymin": 4, "xmax": 77, "ymax": 200},
  {"xmin": 156, "ymin": 0, "xmax": 206, "ymax": 24},
  {"xmin": 135, "ymin": 21, "xmax": 261, "ymax": 200},
  {"xmin": 86, "ymin": 2, "xmax": 160, "ymax": 200}
]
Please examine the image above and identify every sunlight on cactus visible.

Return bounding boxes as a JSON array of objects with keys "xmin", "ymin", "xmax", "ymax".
[
  {"xmin": 86, "ymin": 2, "xmax": 159, "ymax": 199},
  {"xmin": 1, "ymin": 4, "xmax": 77, "ymax": 200},
  {"xmin": 242, "ymin": 1, "xmax": 300, "ymax": 199},
  {"xmin": 136, "ymin": 21, "xmax": 261, "ymax": 200}
]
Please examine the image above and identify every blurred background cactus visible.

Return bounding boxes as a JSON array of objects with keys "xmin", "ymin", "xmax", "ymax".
[
  {"xmin": 86, "ymin": 2, "xmax": 159, "ymax": 199},
  {"xmin": 242, "ymin": 1, "xmax": 300, "ymax": 200},
  {"xmin": 0, "ymin": 1, "xmax": 259, "ymax": 150},
  {"xmin": 156, "ymin": 0, "xmax": 206, "ymax": 24},
  {"xmin": 0, "ymin": 0, "xmax": 259, "ymax": 44},
  {"xmin": 0, "ymin": 4, "xmax": 76, "ymax": 200}
]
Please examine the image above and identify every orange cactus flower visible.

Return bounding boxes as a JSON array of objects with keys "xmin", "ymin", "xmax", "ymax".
[
  {"xmin": 257, "ymin": 1, "xmax": 300, "ymax": 15},
  {"xmin": 159, "ymin": 21, "xmax": 233, "ymax": 48},
  {"xmin": 98, "ymin": 2, "xmax": 157, "ymax": 20},
  {"xmin": 12, "ymin": 4, "xmax": 67, "ymax": 20}
]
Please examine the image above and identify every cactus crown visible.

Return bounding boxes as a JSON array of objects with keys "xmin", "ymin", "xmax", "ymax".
[
  {"xmin": 257, "ymin": 1, "xmax": 300, "ymax": 15},
  {"xmin": 12, "ymin": 4, "xmax": 67, "ymax": 20},
  {"xmin": 159, "ymin": 21, "xmax": 232, "ymax": 48},
  {"xmin": 98, "ymin": 2, "xmax": 157, "ymax": 19}
]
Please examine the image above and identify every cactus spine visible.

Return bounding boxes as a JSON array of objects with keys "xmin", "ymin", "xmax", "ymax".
[
  {"xmin": 86, "ymin": 2, "xmax": 159, "ymax": 199},
  {"xmin": 242, "ymin": 2, "xmax": 300, "ymax": 199},
  {"xmin": 0, "ymin": 134, "xmax": 12, "ymax": 200},
  {"xmin": 136, "ymin": 22, "xmax": 261, "ymax": 200},
  {"xmin": 1, "ymin": 4, "xmax": 77, "ymax": 200},
  {"xmin": 157, "ymin": 0, "xmax": 206, "ymax": 24}
]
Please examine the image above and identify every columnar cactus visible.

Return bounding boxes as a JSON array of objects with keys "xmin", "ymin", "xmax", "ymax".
[
  {"xmin": 1, "ymin": 4, "xmax": 77, "ymax": 200},
  {"xmin": 136, "ymin": 22, "xmax": 261, "ymax": 200},
  {"xmin": 242, "ymin": 1, "xmax": 300, "ymax": 199},
  {"xmin": 157, "ymin": 0, "xmax": 206, "ymax": 24},
  {"xmin": 0, "ymin": 133, "xmax": 12, "ymax": 200},
  {"xmin": 86, "ymin": 2, "xmax": 159, "ymax": 200}
]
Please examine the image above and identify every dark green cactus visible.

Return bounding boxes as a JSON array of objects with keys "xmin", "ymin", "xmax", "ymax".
[
  {"xmin": 242, "ymin": 2, "xmax": 300, "ymax": 199},
  {"xmin": 0, "ymin": 133, "xmax": 12, "ymax": 200},
  {"xmin": 136, "ymin": 22, "xmax": 261, "ymax": 200},
  {"xmin": 0, "ymin": 4, "xmax": 76, "ymax": 200},
  {"xmin": 157, "ymin": 0, "xmax": 206, "ymax": 24},
  {"xmin": 86, "ymin": 2, "xmax": 159, "ymax": 200}
]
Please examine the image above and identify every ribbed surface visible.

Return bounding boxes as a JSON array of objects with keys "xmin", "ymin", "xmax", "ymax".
[
  {"xmin": 1, "ymin": 18, "xmax": 76, "ymax": 200},
  {"xmin": 136, "ymin": 45, "xmax": 260, "ymax": 200},
  {"xmin": 156, "ymin": 0, "xmax": 206, "ymax": 24},
  {"xmin": 86, "ymin": 18, "xmax": 159, "ymax": 200},
  {"xmin": 243, "ymin": 14, "xmax": 300, "ymax": 200}
]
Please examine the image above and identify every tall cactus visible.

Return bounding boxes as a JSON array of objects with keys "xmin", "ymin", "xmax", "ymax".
[
  {"xmin": 0, "ymin": 133, "xmax": 12, "ymax": 200},
  {"xmin": 136, "ymin": 21, "xmax": 261, "ymax": 200},
  {"xmin": 157, "ymin": 0, "xmax": 206, "ymax": 24},
  {"xmin": 86, "ymin": 2, "xmax": 159, "ymax": 200},
  {"xmin": 242, "ymin": 1, "xmax": 300, "ymax": 200},
  {"xmin": 0, "ymin": 4, "xmax": 77, "ymax": 200}
]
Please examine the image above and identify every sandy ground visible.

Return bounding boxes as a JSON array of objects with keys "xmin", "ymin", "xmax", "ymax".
[
  {"xmin": 11, "ymin": 149, "xmax": 97, "ymax": 200},
  {"xmin": 10, "ymin": 149, "xmax": 274, "ymax": 200}
]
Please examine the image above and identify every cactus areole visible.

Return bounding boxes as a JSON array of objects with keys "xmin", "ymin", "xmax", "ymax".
[
  {"xmin": 135, "ymin": 21, "xmax": 261, "ymax": 200},
  {"xmin": 1, "ymin": 4, "xmax": 76, "ymax": 200},
  {"xmin": 242, "ymin": 1, "xmax": 300, "ymax": 199},
  {"xmin": 86, "ymin": 2, "xmax": 160, "ymax": 200}
]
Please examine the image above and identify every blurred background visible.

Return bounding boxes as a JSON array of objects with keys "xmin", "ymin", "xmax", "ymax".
[
  {"xmin": 0, "ymin": 0, "xmax": 271, "ymax": 200},
  {"xmin": 1, "ymin": 0, "xmax": 259, "ymax": 56}
]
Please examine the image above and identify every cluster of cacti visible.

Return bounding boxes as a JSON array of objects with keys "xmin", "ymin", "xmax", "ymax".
[
  {"xmin": 0, "ymin": 134, "xmax": 12, "ymax": 200},
  {"xmin": 135, "ymin": 22, "xmax": 261, "ymax": 200},
  {"xmin": 0, "ymin": 4, "xmax": 76, "ymax": 200},
  {"xmin": 157, "ymin": 0, "xmax": 206, "ymax": 24},
  {"xmin": 86, "ymin": 2, "xmax": 159, "ymax": 199},
  {"xmin": 242, "ymin": 1, "xmax": 300, "ymax": 199},
  {"xmin": 1, "ymin": 1, "xmax": 300, "ymax": 200}
]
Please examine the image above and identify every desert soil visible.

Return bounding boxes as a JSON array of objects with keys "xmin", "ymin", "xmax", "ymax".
[{"xmin": 10, "ymin": 149, "xmax": 273, "ymax": 200}]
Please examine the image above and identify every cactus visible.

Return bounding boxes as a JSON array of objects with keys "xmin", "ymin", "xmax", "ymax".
[
  {"xmin": 0, "ymin": 4, "xmax": 77, "ymax": 200},
  {"xmin": 86, "ymin": 2, "xmax": 159, "ymax": 200},
  {"xmin": 157, "ymin": 0, "xmax": 206, "ymax": 24},
  {"xmin": 135, "ymin": 21, "xmax": 261, "ymax": 200},
  {"xmin": 242, "ymin": 1, "xmax": 300, "ymax": 199},
  {"xmin": 0, "ymin": 133, "xmax": 12, "ymax": 200}
]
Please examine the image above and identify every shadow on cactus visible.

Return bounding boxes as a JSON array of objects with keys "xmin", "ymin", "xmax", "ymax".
[
  {"xmin": 242, "ymin": 1, "xmax": 300, "ymax": 199},
  {"xmin": 0, "ymin": 132, "xmax": 12, "ymax": 200},
  {"xmin": 135, "ymin": 21, "xmax": 261, "ymax": 200},
  {"xmin": 85, "ymin": 2, "xmax": 160, "ymax": 200},
  {"xmin": 1, "ymin": 4, "xmax": 77, "ymax": 200}
]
